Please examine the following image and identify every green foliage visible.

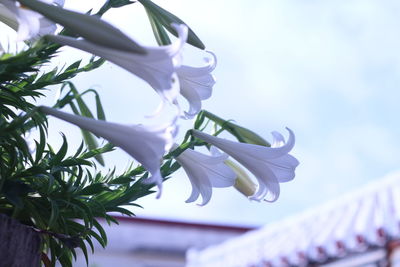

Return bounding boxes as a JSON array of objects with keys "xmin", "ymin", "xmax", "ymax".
[
  {"xmin": 0, "ymin": 37, "xmax": 155, "ymax": 266},
  {"xmin": 0, "ymin": 41, "xmax": 59, "ymax": 82}
]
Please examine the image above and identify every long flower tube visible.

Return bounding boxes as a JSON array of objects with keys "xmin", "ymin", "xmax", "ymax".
[
  {"xmin": 173, "ymin": 144, "xmax": 236, "ymax": 205},
  {"xmin": 46, "ymin": 24, "xmax": 188, "ymax": 104},
  {"xmin": 40, "ymin": 106, "xmax": 177, "ymax": 197},
  {"xmin": 192, "ymin": 128, "xmax": 299, "ymax": 202}
]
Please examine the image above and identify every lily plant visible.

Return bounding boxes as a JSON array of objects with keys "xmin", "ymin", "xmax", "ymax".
[{"xmin": 0, "ymin": 0, "xmax": 299, "ymax": 266}]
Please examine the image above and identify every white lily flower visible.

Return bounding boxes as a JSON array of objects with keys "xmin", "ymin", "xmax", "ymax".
[
  {"xmin": 173, "ymin": 145, "xmax": 236, "ymax": 206},
  {"xmin": 46, "ymin": 24, "xmax": 188, "ymax": 104},
  {"xmin": 192, "ymin": 128, "xmax": 299, "ymax": 202},
  {"xmin": 0, "ymin": 0, "xmax": 63, "ymax": 41},
  {"xmin": 40, "ymin": 106, "xmax": 177, "ymax": 198},
  {"xmin": 177, "ymin": 51, "xmax": 217, "ymax": 119}
]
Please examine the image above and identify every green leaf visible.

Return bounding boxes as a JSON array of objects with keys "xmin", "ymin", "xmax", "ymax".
[
  {"xmin": 34, "ymin": 126, "xmax": 46, "ymax": 164},
  {"xmin": 79, "ymin": 183, "xmax": 112, "ymax": 195},
  {"xmin": 194, "ymin": 110, "xmax": 205, "ymax": 129},
  {"xmin": 61, "ymin": 158, "xmax": 92, "ymax": 167},
  {"xmin": 78, "ymin": 239, "xmax": 89, "ymax": 266},
  {"xmin": 109, "ymin": 0, "xmax": 135, "ymax": 8},
  {"xmin": 49, "ymin": 200, "xmax": 60, "ymax": 228},
  {"xmin": 97, "ymin": 0, "xmax": 135, "ymax": 16},
  {"xmin": 67, "ymin": 82, "xmax": 95, "ymax": 119},
  {"xmin": 79, "ymin": 143, "xmax": 114, "ymax": 160},
  {"xmin": 49, "ymin": 133, "xmax": 68, "ymax": 165},
  {"xmin": 109, "ymin": 176, "xmax": 133, "ymax": 184},
  {"xmin": 146, "ymin": 10, "xmax": 172, "ymax": 46},
  {"xmin": 94, "ymin": 91, "xmax": 106, "ymax": 121},
  {"xmin": 65, "ymin": 60, "xmax": 81, "ymax": 72},
  {"xmin": 138, "ymin": 0, "xmax": 205, "ymax": 49},
  {"xmin": 69, "ymin": 102, "xmax": 105, "ymax": 166},
  {"xmin": 93, "ymin": 219, "xmax": 108, "ymax": 246},
  {"xmin": 84, "ymin": 236, "xmax": 95, "ymax": 253}
]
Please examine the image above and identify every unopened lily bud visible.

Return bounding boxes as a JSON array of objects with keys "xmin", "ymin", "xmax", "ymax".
[
  {"xmin": 230, "ymin": 124, "xmax": 270, "ymax": 147},
  {"xmin": 225, "ymin": 160, "xmax": 257, "ymax": 197},
  {"xmin": 202, "ymin": 110, "xmax": 270, "ymax": 146}
]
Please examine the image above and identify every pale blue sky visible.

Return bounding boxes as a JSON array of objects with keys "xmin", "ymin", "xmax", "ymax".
[{"xmin": 5, "ymin": 0, "xmax": 400, "ymax": 227}]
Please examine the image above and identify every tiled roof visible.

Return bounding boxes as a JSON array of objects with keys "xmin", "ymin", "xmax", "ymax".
[{"xmin": 187, "ymin": 171, "xmax": 400, "ymax": 267}]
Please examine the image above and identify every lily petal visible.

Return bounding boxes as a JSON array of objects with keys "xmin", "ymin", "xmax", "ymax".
[
  {"xmin": 174, "ymin": 145, "xmax": 236, "ymax": 205},
  {"xmin": 177, "ymin": 51, "xmax": 217, "ymax": 119},
  {"xmin": 271, "ymin": 131, "xmax": 286, "ymax": 148}
]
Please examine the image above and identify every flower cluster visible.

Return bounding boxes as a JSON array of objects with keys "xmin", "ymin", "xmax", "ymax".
[{"xmin": 0, "ymin": 0, "xmax": 299, "ymax": 205}]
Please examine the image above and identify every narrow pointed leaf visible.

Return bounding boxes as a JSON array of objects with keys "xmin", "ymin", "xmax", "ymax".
[
  {"xmin": 94, "ymin": 92, "xmax": 106, "ymax": 121},
  {"xmin": 138, "ymin": 0, "xmax": 205, "ymax": 49},
  {"xmin": 146, "ymin": 10, "xmax": 171, "ymax": 46},
  {"xmin": 69, "ymin": 102, "xmax": 105, "ymax": 166},
  {"xmin": 50, "ymin": 133, "xmax": 68, "ymax": 165}
]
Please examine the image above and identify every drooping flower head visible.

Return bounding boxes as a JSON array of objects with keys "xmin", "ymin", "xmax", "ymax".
[
  {"xmin": 192, "ymin": 128, "xmax": 299, "ymax": 202},
  {"xmin": 0, "ymin": 0, "xmax": 63, "ymax": 41},
  {"xmin": 40, "ymin": 106, "xmax": 177, "ymax": 198},
  {"xmin": 173, "ymin": 144, "xmax": 236, "ymax": 206},
  {"xmin": 177, "ymin": 51, "xmax": 217, "ymax": 119},
  {"xmin": 46, "ymin": 24, "xmax": 188, "ymax": 105}
]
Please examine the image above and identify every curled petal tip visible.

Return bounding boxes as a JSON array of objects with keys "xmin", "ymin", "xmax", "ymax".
[
  {"xmin": 204, "ymin": 50, "xmax": 217, "ymax": 71},
  {"xmin": 285, "ymin": 127, "xmax": 295, "ymax": 138},
  {"xmin": 155, "ymin": 186, "xmax": 162, "ymax": 199},
  {"xmin": 263, "ymin": 198, "xmax": 278, "ymax": 203}
]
